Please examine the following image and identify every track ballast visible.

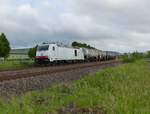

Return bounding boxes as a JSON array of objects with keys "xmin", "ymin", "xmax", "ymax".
[{"xmin": 0, "ymin": 60, "xmax": 120, "ymax": 82}]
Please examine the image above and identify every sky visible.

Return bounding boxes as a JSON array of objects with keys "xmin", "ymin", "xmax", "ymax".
[{"xmin": 0, "ymin": 0, "xmax": 150, "ymax": 52}]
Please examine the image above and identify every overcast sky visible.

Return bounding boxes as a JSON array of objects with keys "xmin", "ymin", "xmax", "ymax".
[{"xmin": 0, "ymin": 0, "xmax": 150, "ymax": 52}]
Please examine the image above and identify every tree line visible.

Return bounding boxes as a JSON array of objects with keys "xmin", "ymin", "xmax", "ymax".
[
  {"xmin": 0, "ymin": 33, "xmax": 37, "ymax": 59},
  {"xmin": 72, "ymin": 41, "xmax": 95, "ymax": 49}
]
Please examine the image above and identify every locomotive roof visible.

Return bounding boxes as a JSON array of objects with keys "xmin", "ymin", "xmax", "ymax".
[{"xmin": 39, "ymin": 43, "xmax": 81, "ymax": 49}]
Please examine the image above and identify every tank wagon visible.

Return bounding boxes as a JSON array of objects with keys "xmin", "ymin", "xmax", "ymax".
[
  {"xmin": 105, "ymin": 51, "xmax": 120, "ymax": 60},
  {"xmin": 35, "ymin": 43, "xmax": 119, "ymax": 64},
  {"xmin": 82, "ymin": 48, "xmax": 102, "ymax": 61}
]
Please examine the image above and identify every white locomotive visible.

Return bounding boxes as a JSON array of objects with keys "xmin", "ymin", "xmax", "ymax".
[
  {"xmin": 35, "ymin": 43, "xmax": 119, "ymax": 64},
  {"xmin": 35, "ymin": 43, "xmax": 84, "ymax": 63}
]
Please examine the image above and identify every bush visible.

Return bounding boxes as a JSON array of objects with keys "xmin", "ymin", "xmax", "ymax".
[
  {"xmin": 122, "ymin": 54, "xmax": 135, "ymax": 63},
  {"xmin": 122, "ymin": 52, "xmax": 144, "ymax": 63},
  {"xmin": 28, "ymin": 46, "xmax": 37, "ymax": 58},
  {"xmin": 146, "ymin": 51, "xmax": 150, "ymax": 58}
]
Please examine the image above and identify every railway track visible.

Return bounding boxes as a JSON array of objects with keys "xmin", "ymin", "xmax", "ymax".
[{"xmin": 0, "ymin": 60, "xmax": 121, "ymax": 82}]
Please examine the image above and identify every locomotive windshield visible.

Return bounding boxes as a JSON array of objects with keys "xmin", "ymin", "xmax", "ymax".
[{"xmin": 37, "ymin": 45, "xmax": 49, "ymax": 51}]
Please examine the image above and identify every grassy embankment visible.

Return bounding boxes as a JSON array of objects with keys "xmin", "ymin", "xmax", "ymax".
[
  {"xmin": 0, "ymin": 60, "xmax": 150, "ymax": 114},
  {"xmin": 0, "ymin": 60, "xmax": 34, "ymax": 71}
]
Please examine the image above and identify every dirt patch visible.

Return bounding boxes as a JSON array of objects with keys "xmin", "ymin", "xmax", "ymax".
[{"xmin": 56, "ymin": 103, "xmax": 107, "ymax": 114}]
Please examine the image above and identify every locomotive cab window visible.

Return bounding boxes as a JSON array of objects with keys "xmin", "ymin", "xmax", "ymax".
[
  {"xmin": 74, "ymin": 50, "xmax": 77, "ymax": 56},
  {"xmin": 52, "ymin": 46, "xmax": 55, "ymax": 51},
  {"xmin": 37, "ymin": 45, "xmax": 49, "ymax": 51}
]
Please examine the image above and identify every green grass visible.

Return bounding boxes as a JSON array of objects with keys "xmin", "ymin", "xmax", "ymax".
[
  {"xmin": 0, "ymin": 60, "xmax": 150, "ymax": 114},
  {"xmin": 0, "ymin": 60, "xmax": 34, "ymax": 71}
]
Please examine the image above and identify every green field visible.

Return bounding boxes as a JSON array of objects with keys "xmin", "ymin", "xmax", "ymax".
[
  {"xmin": 0, "ymin": 60, "xmax": 34, "ymax": 71},
  {"xmin": 0, "ymin": 60, "xmax": 150, "ymax": 114}
]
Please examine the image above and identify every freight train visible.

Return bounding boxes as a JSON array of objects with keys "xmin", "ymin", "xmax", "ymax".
[{"xmin": 35, "ymin": 43, "xmax": 120, "ymax": 64}]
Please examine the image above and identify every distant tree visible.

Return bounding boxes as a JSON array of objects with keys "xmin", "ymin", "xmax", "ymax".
[
  {"xmin": 0, "ymin": 33, "xmax": 11, "ymax": 58},
  {"xmin": 72, "ymin": 41, "xmax": 95, "ymax": 49},
  {"xmin": 28, "ymin": 45, "xmax": 37, "ymax": 58}
]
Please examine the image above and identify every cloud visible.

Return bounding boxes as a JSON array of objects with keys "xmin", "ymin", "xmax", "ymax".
[{"xmin": 0, "ymin": 0, "xmax": 150, "ymax": 52}]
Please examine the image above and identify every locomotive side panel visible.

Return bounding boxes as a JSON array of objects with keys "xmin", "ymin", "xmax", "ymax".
[{"xmin": 55, "ymin": 46, "xmax": 84, "ymax": 61}]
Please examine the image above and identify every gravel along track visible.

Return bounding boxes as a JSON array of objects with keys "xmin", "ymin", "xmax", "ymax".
[{"xmin": 0, "ymin": 60, "xmax": 121, "ymax": 97}]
